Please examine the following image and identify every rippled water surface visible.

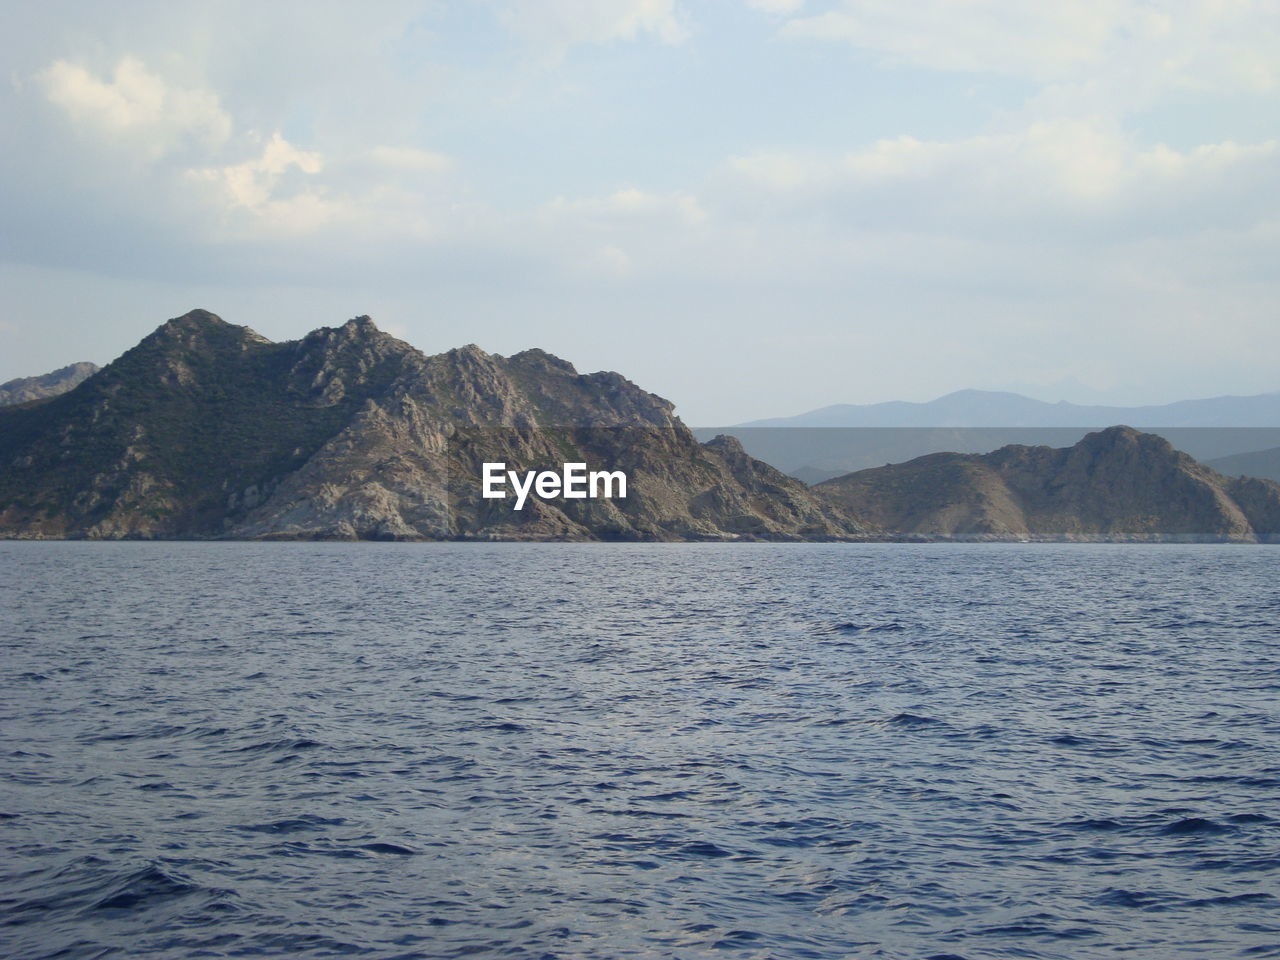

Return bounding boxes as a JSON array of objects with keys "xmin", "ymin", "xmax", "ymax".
[{"xmin": 2, "ymin": 542, "xmax": 1278, "ymax": 959}]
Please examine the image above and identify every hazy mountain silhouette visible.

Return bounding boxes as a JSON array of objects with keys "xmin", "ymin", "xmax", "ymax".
[{"xmin": 739, "ymin": 388, "xmax": 1280, "ymax": 428}]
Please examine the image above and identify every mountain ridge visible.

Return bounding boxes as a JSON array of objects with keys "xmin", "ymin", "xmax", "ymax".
[
  {"xmin": 815, "ymin": 426, "xmax": 1280, "ymax": 542},
  {"xmin": 738, "ymin": 388, "xmax": 1280, "ymax": 429},
  {"xmin": 0, "ymin": 310, "xmax": 872, "ymax": 542},
  {"xmin": 0, "ymin": 361, "xmax": 100, "ymax": 407}
]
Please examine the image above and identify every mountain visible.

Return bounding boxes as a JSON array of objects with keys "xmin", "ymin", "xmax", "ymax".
[
  {"xmin": 738, "ymin": 388, "xmax": 1280, "ymax": 428},
  {"xmin": 0, "ymin": 310, "xmax": 872, "ymax": 542},
  {"xmin": 690, "ymin": 426, "xmax": 1280, "ymax": 484},
  {"xmin": 1206, "ymin": 446, "xmax": 1280, "ymax": 484},
  {"xmin": 814, "ymin": 426, "xmax": 1280, "ymax": 542},
  {"xmin": 0, "ymin": 362, "xmax": 99, "ymax": 407}
]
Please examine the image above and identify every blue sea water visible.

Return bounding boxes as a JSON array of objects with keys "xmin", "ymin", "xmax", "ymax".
[{"xmin": 1, "ymin": 542, "xmax": 1277, "ymax": 960}]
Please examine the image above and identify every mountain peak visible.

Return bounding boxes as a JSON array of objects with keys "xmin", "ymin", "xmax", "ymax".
[
  {"xmin": 817, "ymin": 426, "xmax": 1276, "ymax": 542},
  {"xmin": 1091, "ymin": 424, "xmax": 1141, "ymax": 439},
  {"xmin": 1081, "ymin": 424, "xmax": 1169, "ymax": 449},
  {"xmin": 0, "ymin": 361, "xmax": 100, "ymax": 407},
  {"xmin": 447, "ymin": 343, "xmax": 491, "ymax": 361},
  {"xmin": 933, "ymin": 389, "xmax": 1032, "ymax": 402},
  {"xmin": 167, "ymin": 308, "xmax": 226, "ymax": 327},
  {"xmin": 146, "ymin": 310, "xmax": 269, "ymax": 350},
  {"xmin": 509, "ymin": 348, "xmax": 577, "ymax": 374}
]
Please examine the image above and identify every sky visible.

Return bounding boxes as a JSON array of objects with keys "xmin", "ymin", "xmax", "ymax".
[{"xmin": 1, "ymin": 0, "xmax": 1278, "ymax": 424}]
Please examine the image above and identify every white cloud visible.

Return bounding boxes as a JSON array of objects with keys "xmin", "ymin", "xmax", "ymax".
[
  {"xmin": 781, "ymin": 0, "xmax": 1280, "ymax": 103},
  {"xmin": 39, "ymin": 57, "xmax": 231, "ymax": 157},
  {"xmin": 727, "ymin": 120, "xmax": 1279, "ymax": 232},
  {"xmin": 189, "ymin": 132, "xmax": 341, "ymax": 234},
  {"xmin": 31, "ymin": 55, "xmax": 460, "ymax": 242}
]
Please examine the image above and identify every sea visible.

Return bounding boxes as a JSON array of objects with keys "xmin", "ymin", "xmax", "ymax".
[{"xmin": 1, "ymin": 542, "xmax": 1277, "ymax": 960}]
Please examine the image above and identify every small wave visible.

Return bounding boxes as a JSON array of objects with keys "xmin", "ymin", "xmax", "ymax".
[
  {"xmin": 1228, "ymin": 813, "xmax": 1271, "ymax": 824},
  {"xmin": 831, "ymin": 621, "xmax": 906, "ymax": 634},
  {"xmin": 678, "ymin": 841, "xmax": 733, "ymax": 858},
  {"xmin": 238, "ymin": 814, "xmax": 347, "ymax": 834},
  {"xmin": 1, "ymin": 860, "xmax": 242, "ymax": 928},
  {"xmin": 90, "ymin": 864, "xmax": 204, "ymax": 912},
  {"xmin": 1160, "ymin": 817, "xmax": 1230, "ymax": 836},
  {"xmin": 230, "ymin": 737, "xmax": 325, "ymax": 754},
  {"xmin": 479, "ymin": 722, "xmax": 526, "ymax": 733},
  {"xmin": 82, "ymin": 724, "xmax": 187, "ymax": 744},
  {"xmin": 1094, "ymin": 888, "xmax": 1164, "ymax": 908},
  {"xmin": 888, "ymin": 712, "xmax": 943, "ymax": 727},
  {"xmin": 1062, "ymin": 818, "xmax": 1125, "ymax": 832},
  {"xmin": 1050, "ymin": 734, "xmax": 1093, "ymax": 746},
  {"xmin": 1185, "ymin": 892, "xmax": 1275, "ymax": 907},
  {"xmin": 358, "ymin": 842, "xmax": 418, "ymax": 856},
  {"xmin": 710, "ymin": 929, "xmax": 763, "ymax": 947}
]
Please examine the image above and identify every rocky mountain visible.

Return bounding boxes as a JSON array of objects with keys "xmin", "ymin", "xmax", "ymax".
[
  {"xmin": 0, "ymin": 310, "xmax": 873, "ymax": 542},
  {"xmin": 0, "ymin": 362, "xmax": 100, "ymax": 407},
  {"xmin": 814, "ymin": 426, "xmax": 1280, "ymax": 542},
  {"xmin": 738, "ymin": 388, "xmax": 1280, "ymax": 428}
]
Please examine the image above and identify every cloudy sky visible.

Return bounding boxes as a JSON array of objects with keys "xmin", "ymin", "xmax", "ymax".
[{"xmin": 2, "ymin": 0, "xmax": 1277, "ymax": 423}]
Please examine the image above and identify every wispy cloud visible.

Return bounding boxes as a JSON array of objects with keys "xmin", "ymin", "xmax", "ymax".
[
  {"xmin": 492, "ymin": 0, "xmax": 689, "ymax": 61},
  {"xmin": 780, "ymin": 0, "xmax": 1280, "ymax": 107}
]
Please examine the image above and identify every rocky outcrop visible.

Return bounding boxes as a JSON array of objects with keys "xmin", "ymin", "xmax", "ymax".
[
  {"xmin": 0, "ymin": 310, "xmax": 874, "ymax": 541},
  {"xmin": 0, "ymin": 362, "xmax": 99, "ymax": 406},
  {"xmin": 815, "ymin": 426, "xmax": 1280, "ymax": 542}
]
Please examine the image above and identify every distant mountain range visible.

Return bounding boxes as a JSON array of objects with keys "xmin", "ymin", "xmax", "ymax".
[
  {"xmin": 0, "ymin": 362, "xmax": 99, "ymax": 407},
  {"xmin": 737, "ymin": 388, "xmax": 1280, "ymax": 428},
  {"xmin": 690, "ymin": 426, "xmax": 1280, "ymax": 484}
]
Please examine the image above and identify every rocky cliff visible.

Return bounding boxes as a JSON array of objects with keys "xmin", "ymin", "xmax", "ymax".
[
  {"xmin": 815, "ymin": 426, "xmax": 1280, "ymax": 542},
  {"xmin": 0, "ymin": 310, "xmax": 873, "ymax": 541},
  {"xmin": 0, "ymin": 362, "xmax": 100, "ymax": 407}
]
